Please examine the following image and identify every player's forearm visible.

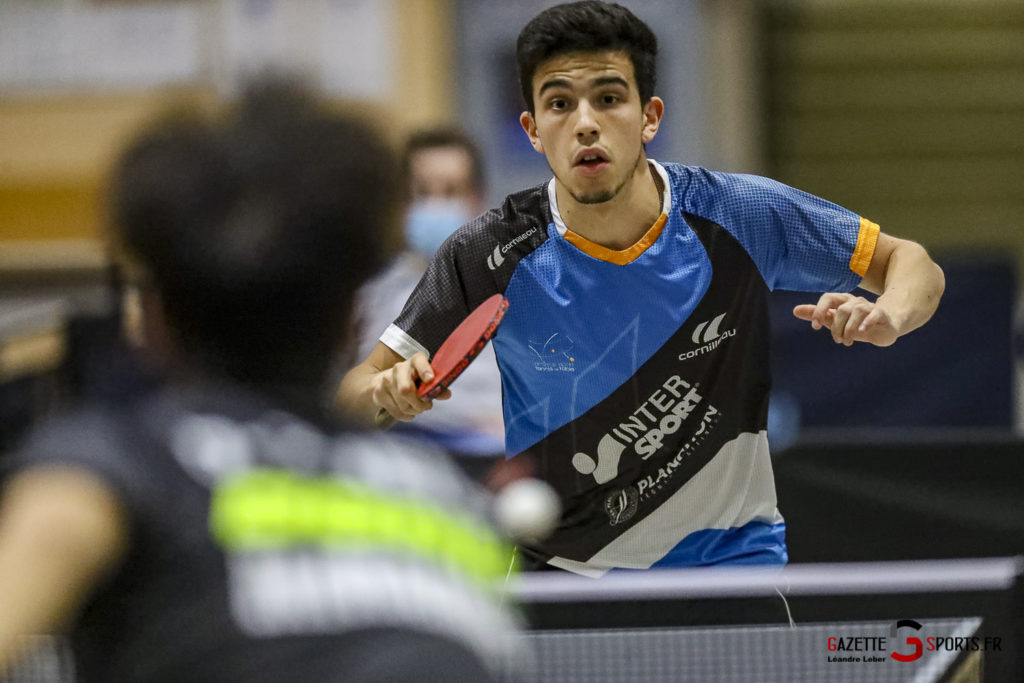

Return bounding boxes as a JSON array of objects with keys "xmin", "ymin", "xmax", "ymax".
[
  {"xmin": 874, "ymin": 240, "xmax": 944, "ymax": 337},
  {"xmin": 335, "ymin": 342, "xmax": 406, "ymax": 424},
  {"xmin": 0, "ymin": 546, "xmax": 74, "ymax": 669},
  {"xmin": 0, "ymin": 469, "xmax": 126, "ymax": 668},
  {"xmin": 336, "ymin": 361, "xmax": 382, "ymax": 424}
]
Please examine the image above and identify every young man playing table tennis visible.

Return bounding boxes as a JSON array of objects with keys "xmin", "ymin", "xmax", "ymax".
[{"xmin": 339, "ymin": 1, "xmax": 944, "ymax": 577}]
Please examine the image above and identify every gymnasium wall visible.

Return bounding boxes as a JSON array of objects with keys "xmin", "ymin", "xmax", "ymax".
[
  {"xmin": 760, "ymin": 0, "xmax": 1024, "ymax": 279},
  {"xmin": 0, "ymin": 0, "xmax": 454, "ymax": 270},
  {"xmin": 4, "ymin": 0, "xmax": 1021, "ymax": 259}
]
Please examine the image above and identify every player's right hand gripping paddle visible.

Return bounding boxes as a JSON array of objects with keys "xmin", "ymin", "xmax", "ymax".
[{"xmin": 374, "ymin": 294, "xmax": 509, "ymax": 428}]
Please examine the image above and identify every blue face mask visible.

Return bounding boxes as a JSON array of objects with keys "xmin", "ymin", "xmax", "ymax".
[{"xmin": 405, "ymin": 199, "xmax": 472, "ymax": 256}]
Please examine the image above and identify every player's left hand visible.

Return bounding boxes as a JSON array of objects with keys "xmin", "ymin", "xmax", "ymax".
[{"xmin": 793, "ymin": 293, "xmax": 901, "ymax": 347}]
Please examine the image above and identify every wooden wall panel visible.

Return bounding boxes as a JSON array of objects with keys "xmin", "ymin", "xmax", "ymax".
[{"xmin": 762, "ymin": 0, "xmax": 1024, "ymax": 261}]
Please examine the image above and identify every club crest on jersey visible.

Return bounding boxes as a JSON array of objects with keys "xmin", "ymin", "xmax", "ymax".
[
  {"xmin": 679, "ymin": 312, "xmax": 736, "ymax": 361},
  {"xmin": 591, "ymin": 398, "xmax": 722, "ymax": 527},
  {"xmin": 604, "ymin": 485, "xmax": 639, "ymax": 525},
  {"xmin": 528, "ymin": 332, "xmax": 576, "ymax": 372}
]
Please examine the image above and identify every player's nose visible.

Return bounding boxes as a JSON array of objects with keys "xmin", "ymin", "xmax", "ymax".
[{"xmin": 574, "ymin": 101, "xmax": 600, "ymax": 143}]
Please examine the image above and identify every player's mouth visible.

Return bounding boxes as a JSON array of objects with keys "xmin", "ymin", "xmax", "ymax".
[{"xmin": 573, "ymin": 148, "xmax": 610, "ymax": 176}]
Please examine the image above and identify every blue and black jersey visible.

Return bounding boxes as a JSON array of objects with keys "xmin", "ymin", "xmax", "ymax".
[{"xmin": 382, "ymin": 161, "xmax": 879, "ymax": 576}]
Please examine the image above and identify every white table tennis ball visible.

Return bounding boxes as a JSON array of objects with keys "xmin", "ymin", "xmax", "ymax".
[{"xmin": 494, "ymin": 478, "xmax": 561, "ymax": 542}]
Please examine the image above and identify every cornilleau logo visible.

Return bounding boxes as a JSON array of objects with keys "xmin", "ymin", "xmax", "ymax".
[
  {"xmin": 692, "ymin": 313, "xmax": 726, "ymax": 344},
  {"xmin": 680, "ymin": 312, "xmax": 736, "ymax": 361},
  {"xmin": 486, "ymin": 245, "xmax": 504, "ymax": 270},
  {"xmin": 486, "ymin": 227, "xmax": 537, "ymax": 270}
]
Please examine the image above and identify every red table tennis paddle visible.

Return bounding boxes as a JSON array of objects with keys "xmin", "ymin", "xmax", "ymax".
[{"xmin": 374, "ymin": 294, "xmax": 508, "ymax": 428}]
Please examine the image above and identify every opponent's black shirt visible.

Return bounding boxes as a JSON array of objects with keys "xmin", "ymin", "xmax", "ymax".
[{"xmin": 9, "ymin": 380, "xmax": 522, "ymax": 682}]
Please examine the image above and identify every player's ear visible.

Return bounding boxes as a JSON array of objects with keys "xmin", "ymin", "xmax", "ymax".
[
  {"xmin": 640, "ymin": 97, "xmax": 664, "ymax": 144},
  {"xmin": 520, "ymin": 111, "xmax": 544, "ymax": 154}
]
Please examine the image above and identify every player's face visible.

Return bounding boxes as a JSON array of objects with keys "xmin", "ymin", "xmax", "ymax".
[{"xmin": 520, "ymin": 50, "xmax": 662, "ymax": 205}]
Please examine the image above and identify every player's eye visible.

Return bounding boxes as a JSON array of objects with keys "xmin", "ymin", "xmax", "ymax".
[
  {"xmin": 600, "ymin": 93, "xmax": 620, "ymax": 106},
  {"xmin": 549, "ymin": 98, "xmax": 568, "ymax": 111}
]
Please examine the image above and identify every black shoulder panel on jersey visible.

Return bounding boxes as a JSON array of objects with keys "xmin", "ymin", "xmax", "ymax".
[
  {"xmin": 469, "ymin": 183, "xmax": 553, "ymax": 288},
  {"xmin": 394, "ymin": 183, "xmax": 552, "ymax": 356}
]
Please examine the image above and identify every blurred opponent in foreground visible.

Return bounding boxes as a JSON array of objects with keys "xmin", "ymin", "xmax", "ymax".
[{"xmin": 0, "ymin": 81, "xmax": 523, "ymax": 682}]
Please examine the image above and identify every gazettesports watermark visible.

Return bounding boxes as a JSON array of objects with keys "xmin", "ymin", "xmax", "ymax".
[{"xmin": 826, "ymin": 619, "xmax": 1002, "ymax": 664}]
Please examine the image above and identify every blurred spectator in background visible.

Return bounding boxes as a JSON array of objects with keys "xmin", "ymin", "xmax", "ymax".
[
  {"xmin": 0, "ymin": 82, "xmax": 521, "ymax": 681},
  {"xmin": 353, "ymin": 127, "xmax": 506, "ymax": 481}
]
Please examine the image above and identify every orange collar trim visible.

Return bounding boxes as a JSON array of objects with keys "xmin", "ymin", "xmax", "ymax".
[{"xmin": 564, "ymin": 213, "xmax": 668, "ymax": 265}]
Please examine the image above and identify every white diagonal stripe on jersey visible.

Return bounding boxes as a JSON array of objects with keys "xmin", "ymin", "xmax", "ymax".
[{"xmin": 549, "ymin": 430, "xmax": 782, "ymax": 576}]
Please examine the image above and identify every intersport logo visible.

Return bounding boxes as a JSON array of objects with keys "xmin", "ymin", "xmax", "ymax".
[
  {"xmin": 571, "ymin": 374, "xmax": 707, "ymax": 485},
  {"xmin": 486, "ymin": 227, "xmax": 537, "ymax": 270}
]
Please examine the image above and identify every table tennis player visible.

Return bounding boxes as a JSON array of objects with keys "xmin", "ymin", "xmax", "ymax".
[
  {"xmin": 338, "ymin": 1, "xmax": 944, "ymax": 582},
  {"xmin": 0, "ymin": 81, "xmax": 523, "ymax": 681}
]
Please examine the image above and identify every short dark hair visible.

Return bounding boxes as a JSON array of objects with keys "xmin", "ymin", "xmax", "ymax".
[
  {"xmin": 111, "ymin": 80, "xmax": 398, "ymax": 389},
  {"xmin": 402, "ymin": 127, "xmax": 485, "ymax": 197},
  {"xmin": 516, "ymin": 1, "xmax": 658, "ymax": 113}
]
